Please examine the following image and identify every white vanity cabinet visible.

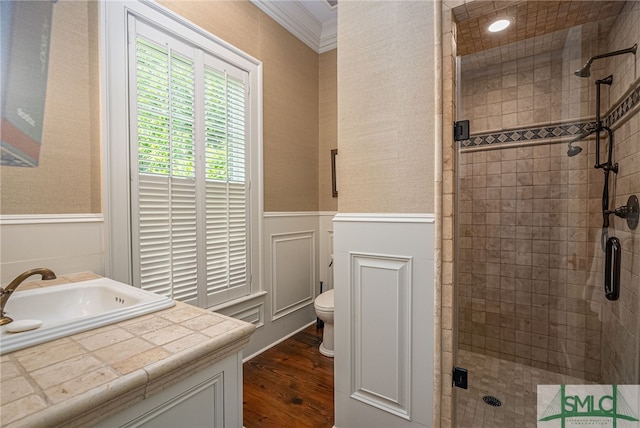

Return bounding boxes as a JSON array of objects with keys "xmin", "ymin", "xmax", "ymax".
[
  {"xmin": 0, "ymin": 276, "xmax": 255, "ymax": 428},
  {"xmin": 93, "ymin": 353, "xmax": 242, "ymax": 428}
]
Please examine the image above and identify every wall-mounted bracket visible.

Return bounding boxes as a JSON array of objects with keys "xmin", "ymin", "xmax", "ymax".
[
  {"xmin": 454, "ymin": 120, "xmax": 470, "ymax": 142},
  {"xmin": 453, "ymin": 366, "xmax": 468, "ymax": 389}
]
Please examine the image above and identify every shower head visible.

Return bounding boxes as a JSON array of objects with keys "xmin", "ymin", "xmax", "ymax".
[
  {"xmin": 566, "ymin": 126, "xmax": 597, "ymax": 157},
  {"xmin": 575, "ymin": 63, "xmax": 592, "ymax": 77},
  {"xmin": 567, "ymin": 143, "xmax": 583, "ymax": 157},
  {"xmin": 575, "ymin": 44, "xmax": 637, "ymax": 78}
]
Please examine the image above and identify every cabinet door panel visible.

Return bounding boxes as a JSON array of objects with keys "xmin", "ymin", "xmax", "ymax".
[
  {"xmin": 93, "ymin": 354, "xmax": 241, "ymax": 428},
  {"xmin": 125, "ymin": 373, "xmax": 224, "ymax": 428}
]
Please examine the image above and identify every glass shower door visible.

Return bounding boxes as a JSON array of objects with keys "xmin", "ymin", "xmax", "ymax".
[{"xmin": 451, "ymin": 2, "xmax": 640, "ymax": 427}]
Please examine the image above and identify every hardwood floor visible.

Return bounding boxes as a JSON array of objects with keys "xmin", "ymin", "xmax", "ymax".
[{"xmin": 243, "ymin": 324, "xmax": 335, "ymax": 427}]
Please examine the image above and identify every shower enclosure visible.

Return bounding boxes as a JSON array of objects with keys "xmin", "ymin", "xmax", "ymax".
[{"xmin": 451, "ymin": 2, "xmax": 640, "ymax": 427}]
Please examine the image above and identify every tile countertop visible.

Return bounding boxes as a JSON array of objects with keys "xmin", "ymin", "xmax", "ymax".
[{"xmin": 0, "ymin": 272, "xmax": 256, "ymax": 427}]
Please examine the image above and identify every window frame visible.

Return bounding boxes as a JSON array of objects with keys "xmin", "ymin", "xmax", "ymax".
[{"xmin": 102, "ymin": 0, "xmax": 263, "ymax": 307}]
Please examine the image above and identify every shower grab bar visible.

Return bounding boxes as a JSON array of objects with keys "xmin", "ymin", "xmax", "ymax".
[{"xmin": 604, "ymin": 237, "xmax": 621, "ymax": 301}]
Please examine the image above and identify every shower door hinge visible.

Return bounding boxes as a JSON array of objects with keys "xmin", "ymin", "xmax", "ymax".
[
  {"xmin": 454, "ymin": 120, "xmax": 470, "ymax": 141},
  {"xmin": 453, "ymin": 367, "xmax": 468, "ymax": 389}
]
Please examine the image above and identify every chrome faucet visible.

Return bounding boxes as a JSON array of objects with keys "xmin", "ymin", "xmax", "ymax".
[{"xmin": 1, "ymin": 268, "xmax": 57, "ymax": 326}]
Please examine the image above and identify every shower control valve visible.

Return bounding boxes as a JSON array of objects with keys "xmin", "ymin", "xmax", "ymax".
[
  {"xmin": 599, "ymin": 162, "xmax": 619, "ymax": 173},
  {"xmin": 605, "ymin": 206, "xmax": 628, "ymax": 218},
  {"xmin": 605, "ymin": 195, "xmax": 639, "ymax": 230}
]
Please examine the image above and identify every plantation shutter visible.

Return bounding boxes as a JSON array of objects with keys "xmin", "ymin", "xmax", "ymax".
[
  {"xmin": 129, "ymin": 18, "xmax": 250, "ymax": 308},
  {"xmin": 203, "ymin": 55, "xmax": 248, "ymax": 306}
]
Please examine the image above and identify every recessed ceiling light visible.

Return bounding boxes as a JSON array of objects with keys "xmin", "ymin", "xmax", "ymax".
[{"xmin": 488, "ymin": 19, "xmax": 511, "ymax": 33}]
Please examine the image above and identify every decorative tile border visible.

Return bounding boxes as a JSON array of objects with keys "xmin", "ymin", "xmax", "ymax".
[
  {"xmin": 606, "ymin": 82, "xmax": 640, "ymax": 128},
  {"xmin": 460, "ymin": 121, "xmax": 596, "ymax": 148},
  {"xmin": 460, "ymin": 79, "xmax": 640, "ymax": 149}
]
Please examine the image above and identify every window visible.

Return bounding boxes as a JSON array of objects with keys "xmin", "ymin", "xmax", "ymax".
[{"xmin": 104, "ymin": 2, "xmax": 262, "ymax": 309}]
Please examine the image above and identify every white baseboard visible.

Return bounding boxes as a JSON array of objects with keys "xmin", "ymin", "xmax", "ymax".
[{"xmin": 242, "ymin": 320, "xmax": 317, "ymax": 362}]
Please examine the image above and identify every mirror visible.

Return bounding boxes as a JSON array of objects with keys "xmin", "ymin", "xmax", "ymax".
[{"xmin": 0, "ymin": 0, "xmax": 100, "ymax": 214}]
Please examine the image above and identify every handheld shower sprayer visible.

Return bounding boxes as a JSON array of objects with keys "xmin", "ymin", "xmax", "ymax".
[
  {"xmin": 566, "ymin": 142, "xmax": 582, "ymax": 157},
  {"xmin": 566, "ymin": 126, "xmax": 596, "ymax": 157},
  {"xmin": 575, "ymin": 44, "xmax": 637, "ymax": 77}
]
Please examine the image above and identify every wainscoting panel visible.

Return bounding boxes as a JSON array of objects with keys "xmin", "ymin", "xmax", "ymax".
[
  {"xmin": 226, "ymin": 301, "xmax": 265, "ymax": 328},
  {"xmin": 351, "ymin": 253, "xmax": 412, "ymax": 419},
  {"xmin": 233, "ymin": 212, "xmax": 322, "ymax": 358},
  {"xmin": 222, "ymin": 212, "xmax": 337, "ymax": 358},
  {"xmin": 271, "ymin": 231, "xmax": 316, "ymax": 320},
  {"xmin": 0, "ymin": 215, "xmax": 105, "ymax": 284},
  {"xmin": 334, "ymin": 213, "xmax": 435, "ymax": 428}
]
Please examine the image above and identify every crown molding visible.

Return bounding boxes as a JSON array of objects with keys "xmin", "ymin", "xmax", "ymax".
[
  {"xmin": 250, "ymin": 0, "xmax": 337, "ymax": 53},
  {"xmin": 319, "ymin": 17, "xmax": 337, "ymax": 53}
]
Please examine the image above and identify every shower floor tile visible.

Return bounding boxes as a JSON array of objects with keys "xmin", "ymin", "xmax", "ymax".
[{"xmin": 455, "ymin": 349, "xmax": 587, "ymax": 428}]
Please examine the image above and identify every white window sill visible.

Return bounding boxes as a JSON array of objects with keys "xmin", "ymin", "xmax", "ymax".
[{"xmin": 207, "ymin": 290, "xmax": 268, "ymax": 313}]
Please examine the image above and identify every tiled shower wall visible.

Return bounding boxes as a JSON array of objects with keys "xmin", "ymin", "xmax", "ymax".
[
  {"xmin": 459, "ymin": 34, "xmax": 606, "ymax": 134},
  {"xmin": 599, "ymin": 0, "xmax": 640, "ymax": 384},
  {"xmin": 457, "ymin": 18, "xmax": 640, "ymax": 382},
  {"xmin": 458, "ymin": 142, "xmax": 602, "ymax": 381}
]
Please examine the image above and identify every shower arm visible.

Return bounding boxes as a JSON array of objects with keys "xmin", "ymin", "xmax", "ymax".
[
  {"xmin": 568, "ymin": 127, "xmax": 596, "ymax": 144},
  {"xmin": 576, "ymin": 44, "xmax": 637, "ymax": 77}
]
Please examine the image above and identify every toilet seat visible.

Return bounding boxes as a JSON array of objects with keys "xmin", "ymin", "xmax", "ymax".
[{"xmin": 314, "ymin": 289, "xmax": 334, "ymax": 311}]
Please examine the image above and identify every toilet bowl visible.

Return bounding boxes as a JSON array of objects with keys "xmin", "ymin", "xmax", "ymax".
[{"xmin": 314, "ymin": 289, "xmax": 334, "ymax": 357}]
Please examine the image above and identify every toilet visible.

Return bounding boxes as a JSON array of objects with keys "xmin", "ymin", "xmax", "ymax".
[{"xmin": 314, "ymin": 288, "xmax": 334, "ymax": 357}]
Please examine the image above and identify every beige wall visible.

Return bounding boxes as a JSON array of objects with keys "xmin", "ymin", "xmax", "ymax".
[
  {"xmin": 319, "ymin": 49, "xmax": 337, "ymax": 212},
  {"xmin": 337, "ymin": 1, "xmax": 437, "ymax": 214},
  {"xmin": 1, "ymin": 1, "xmax": 101, "ymax": 214},
  {"xmin": 160, "ymin": 0, "xmax": 320, "ymax": 212},
  {"xmin": 1, "ymin": 0, "xmax": 324, "ymax": 214}
]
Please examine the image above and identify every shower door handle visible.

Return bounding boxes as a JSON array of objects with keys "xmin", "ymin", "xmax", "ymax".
[{"xmin": 604, "ymin": 237, "xmax": 620, "ymax": 301}]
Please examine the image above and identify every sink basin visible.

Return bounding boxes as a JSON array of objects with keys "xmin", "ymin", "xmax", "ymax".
[{"xmin": 1, "ymin": 277, "xmax": 175, "ymax": 354}]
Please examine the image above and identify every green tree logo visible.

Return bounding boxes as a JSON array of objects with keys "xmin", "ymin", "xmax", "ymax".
[{"xmin": 539, "ymin": 385, "xmax": 639, "ymax": 427}]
